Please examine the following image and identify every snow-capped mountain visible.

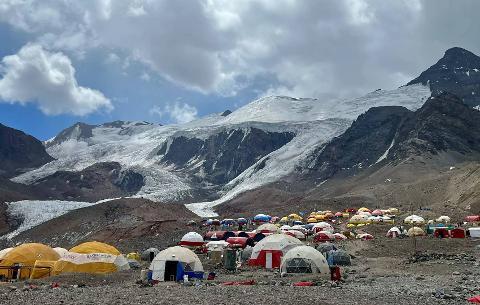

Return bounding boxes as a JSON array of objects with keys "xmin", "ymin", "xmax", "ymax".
[
  {"xmin": 4, "ymin": 47, "xmax": 480, "ymax": 240},
  {"xmin": 11, "ymin": 84, "xmax": 430, "ymax": 213}
]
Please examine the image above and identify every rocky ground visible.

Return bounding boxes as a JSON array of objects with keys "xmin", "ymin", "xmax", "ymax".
[{"xmin": 1, "ymin": 233, "xmax": 480, "ymax": 305}]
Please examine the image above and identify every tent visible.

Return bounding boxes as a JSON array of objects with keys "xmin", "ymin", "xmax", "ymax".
[
  {"xmin": 315, "ymin": 242, "xmax": 337, "ymax": 254},
  {"xmin": 280, "ymin": 225, "xmax": 292, "ymax": 231},
  {"xmin": 254, "ymin": 214, "xmax": 271, "ymax": 223},
  {"xmin": 126, "ymin": 252, "xmax": 140, "ymax": 261},
  {"xmin": 333, "ymin": 233, "xmax": 348, "ymax": 240},
  {"xmin": 358, "ymin": 207, "xmax": 371, "ymax": 212},
  {"xmin": 0, "ymin": 243, "xmax": 60, "ymax": 280},
  {"xmin": 226, "ymin": 237, "xmax": 250, "ymax": 248},
  {"xmin": 436, "ymin": 216, "xmax": 451, "ymax": 224},
  {"xmin": 404, "ymin": 215, "xmax": 425, "ymax": 225},
  {"xmin": 465, "ymin": 216, "xmax": 480, "ymax": 223},
  {"xmin": 0, "ymin": 247, "xmax": 13, "ymax": 259},
  {"xmin": 150, "ymin": 246, "xmax": 203, "ymax": 281},
  {"xmin": 204, "ymin": 231, "xmax": 235, "ymax": 241},
  {"xmin": 387, "ymin": 227, "xmax": 402, "ymax": 238},
  {"xmin": 249, "ymin": 234, "xmax": 303, "ymax": 269},
  {"xmin": 313, "ymin": 231, "xmax": 335, "ymax": 243},
  {"xmin": 70, "ymin": 241, "xmax": 121, "ymax": 255},
  {"xmin": 312, "ymin": 222, "xmax": 334, "ymax": 233},
  {"xmin": 206, "ymin": 240, "xmax": 230, "ymax": 251},
  {"xmin": 280, "ymin": 246, "xmax": 329, "ymax": 278},
  {"xmin": 349, "ymin": 214, "xmax": 369, "ymax": 224},
  {"xmin": 327, "ymin": 249, "xmax": 351, "ymax": 266},
  {"xmin": 407, "ymin": 227, "xmax": 425, "ymax": 237},
  {"xmin": 283, "ymin": 230, "xmax": 305, "ymax": 240},
  {"xmin": 371, "ymin": 209, "xmax": 383, "ymax": 216},
  {"xmin": 141, "ymin": 248, "xmax": 160, "ymax": 262},
  {"xmin": 288, "ymin": 214, "xmax": 303, "ymax": 221},
  {"xmin": 53, "ymin": 241, "xmax": 129, "ymax": 274},
  {"xmin": 450, "ymin": 228, "xmax": 466, "ymax": 238},
  {"xmin": 469, "ymin": 228, "xmax": 480, "ymax": 238},
  {"xmin": 53, "ymin": 247, "xmax": 69, "ymax": 257},
  {"xmin": 179, "ymin": 232, "xmax": 204, "ymax": 248},
  {"xmin": 356, "ymin": 233, "xmax": 374, "ymax": 240},
  {"xmin": 257, "ymin": 223, "xmax": 280, "ymax": 234},
  {"xmin": 434, "ymin": 227, "xmax": 450, "ymax": 238}
]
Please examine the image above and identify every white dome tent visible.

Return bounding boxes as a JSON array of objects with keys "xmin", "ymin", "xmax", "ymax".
[
  {"xmin": 249, "ymin": 234, "xmax": 303, "ymax": 269},
  {"xmin": 312, "ymin": 222, "xmax": 334, "ymax": 233},
  {"xmin": 141, "ymin": 248, "xmax": 160, "ymax": 262},
  {"xmin": 179, "ymin": 232, "xmax": 204, "ymax": 248},
  {"xmin": 256, "ymin": 223, "xmax": 280, "ymax": 233},
  {"xmin": 280, "ymin": 246, "xmax": 330, "ymax": 278},
  {"xmin": 150, "ymin": 246, "xmax": 203, "ymax": 282}
]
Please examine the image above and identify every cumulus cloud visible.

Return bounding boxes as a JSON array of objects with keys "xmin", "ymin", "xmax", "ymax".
[
  {"xmin": 0, "ymin": 43, "xmax": 112, "ymax": 115},
  {"xmin": 150, "ymin": 102, "xmax": 198, "ymax": 124},
  {"xmin": 1, "ymin": 0, "xmax": 480, "ymax": 100}
]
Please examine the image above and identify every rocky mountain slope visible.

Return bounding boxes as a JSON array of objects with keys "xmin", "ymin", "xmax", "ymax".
[
  {"xmin": 0, "ymin": 123, "xmax": 53, "ymax": 178},
  {"xmin": 2, "ymin": 47, "xmax": 480, "ymax": 240},
  {"xmin": 408, "ymin": 47, "xmax": 480, "ymax": 108}
]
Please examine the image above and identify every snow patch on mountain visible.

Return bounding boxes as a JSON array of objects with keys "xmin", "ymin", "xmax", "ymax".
[{"xmin": 2, "ymin": 200, "xmax": 100, "ymax": 239}]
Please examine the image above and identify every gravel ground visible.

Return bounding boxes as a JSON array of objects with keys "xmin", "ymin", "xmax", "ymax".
[{"xmin": 1, "ymin": 235, "xmax": 479, "ymax": 305}]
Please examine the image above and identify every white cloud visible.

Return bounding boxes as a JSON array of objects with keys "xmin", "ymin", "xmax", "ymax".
[
  {"xmin": 1, "ymin": 0, "xmax": 480, "ymax": 100},
  {"xmin": 150, "ymin": 102, "xmax": 198, "ymax": 124},
  {"xmin": 0, "ymin": 43, "xmax": 112, "ymax": 115}
]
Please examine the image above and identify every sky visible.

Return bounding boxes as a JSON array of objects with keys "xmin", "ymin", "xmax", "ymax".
[{"xmin": 0, "ymin": 0, "xmax": 479, "ymax": 140}]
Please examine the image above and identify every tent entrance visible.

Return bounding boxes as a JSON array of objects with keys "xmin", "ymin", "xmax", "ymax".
[
  {"xmin": 149, "ymin": 252, "xmax": 155, "ymax": 262},
  {"xmin": 285, "ymin": 258, "xmax": 313, "ymax": 273},
  {"xmin": 164, "ymin": 261, "xmax": 179, "ymax": 281}
]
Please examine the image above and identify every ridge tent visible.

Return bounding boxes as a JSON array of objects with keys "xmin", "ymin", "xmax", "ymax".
[
  {"xmin": 249, "ymin": 234, "xmax": 303, "ymax": 269},
  {"xmin": 150, "ymin": 246, "xmax": 203, "ymax": 281},
  {"xmin": 280, "ymin": 246, "xmax": 329, "ymax": 278},
  {"xmin": 0, "ymin": 243, "xmax": 60, "ymax": 280}
]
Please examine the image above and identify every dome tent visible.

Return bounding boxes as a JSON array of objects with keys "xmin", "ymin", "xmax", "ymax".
[
  {"xmin": 179, "ymin": 232, "xmax": 204, "ymax": 248},
  {"xmin": 327, "ymin": 249, "xmax": 351, "ymax": 266},
  {"xmin": 150, "ymin": 246, "xmax": 204, "ymax": 281},
  {"xmin": 315, "ymin": 242, "xmax": 337, "ymax": 254},
  {"xmin": 280, "ymin": 246, "xmax": 330, "ymax": 278},
  {"xmin": 404, "ymin": 215, "xmax": 425, "ymax": 225},
  {"xmin": 141, "ymin": 248, "xmax": 160, "ymax": 262},
  {"xmin": 386, "ymin": 227, "xmax": 402, "ymax": 238},
  {"xmin": 53, "ymin": 247, "xmax": 69, "ymax": 257},
  {"xmin": 312, "ymin": 222, "xmax": 334, "ymax": 233},
  {"xmin": 0, "ymin": 243, "xmax": 60, "ymax": 280},
  {"xmin": 0, "ymin": 247, "xmax": 13, "ymax": 259},
  {"xmin": 257, "ymin": 223, "xmax": 280, "ymax": 233},
  {"xmin": 53, "ymin": 241, "xmax": 129, "ymax": 275},
  {"xmin": 407, "ymin": 227, "xmax": 426, "ymax": 237},
  {"xmin": 249, "ymin": 234, "xmax": 303, "ymax": 269}
]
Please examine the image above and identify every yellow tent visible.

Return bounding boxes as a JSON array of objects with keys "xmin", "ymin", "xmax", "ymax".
[
  {"xmin": 307, "ymin": 217, "xmax": 317, "ymax": 223},
  {"xmin": 53, "ymin": 241, "xmax": 129, "ymax": 275},
  {"xmin": 70, "ymin": 241, "xmax": 121, "ymax": 255},
  {"xmin": 126, "ymin": 252, "xmax": 140, "ymax": 261},
  {"xmin": 30, "ymin": 260, "xmax": 57, "ymax": 279},
  {"xmin": 288, "ymin": 214, "xmax": 303, "ymax": 221},
  {"xmin": 407, "ymin": 227, "xmax": 425, "ymax": 237},
  {"xmin": 0, "ymin": 243, "xmax": 59, "ymax": 280}
]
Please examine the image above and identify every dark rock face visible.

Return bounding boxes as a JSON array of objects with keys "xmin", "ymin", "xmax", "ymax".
[
  {"xmin": 0, "ymin": 123, "xmax": 54, "ymax": 177},
  {"xmin": 46, "ymin": 122, "xmax": 95, "ymax": 147},
  {"xmin": 392, "ymin": 92, "xmax": 480, "ymax": 159},
  {"xmin": 308, "ymin": 93, "xmax": 480, "ymax": 180},
  {"xmin": 158, "ymin": 128, "xmax": 295, "ymax": 184},
  {"xmin": 34, "ymin": 162, "xmax": 144, "ymax": 201},
  {"xmin": 308, "ymin": 106, "xmax": 414, "ymax": 179},
  {"xmin": 408, "ymin": 47, "xmax": 480, "ymax": 107}
]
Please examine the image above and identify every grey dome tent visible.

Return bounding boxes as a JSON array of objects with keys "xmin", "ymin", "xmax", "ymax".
[
  {"xmin": 316, "ymin": 242, "xmax": 337, "ymax": 254},
  {"xmin": 141, "ymin": 248, "xmax": 160, "ymax": 262},
  {"xmin": 327, "ymin": 249, "xmax": 351, "ymax": 266}
]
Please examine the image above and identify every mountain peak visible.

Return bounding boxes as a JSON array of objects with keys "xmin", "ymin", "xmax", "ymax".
[{"xmin": 407, "ymin": 47, "xmax": 480, "ymax": 108}]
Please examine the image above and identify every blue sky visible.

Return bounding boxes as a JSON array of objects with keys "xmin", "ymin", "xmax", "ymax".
[{"xmin": 0, "ymin": 1, "xmax": 479, "ymax": 140}]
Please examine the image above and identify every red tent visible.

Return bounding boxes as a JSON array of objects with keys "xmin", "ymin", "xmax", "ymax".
[
  {"xmin": 450, "ymin": 228, "xmax": 466, "ymax": 238},
  {"xmin": 465, "ymin": 216, "xmax": 480, "ymax": 222},
  {"xmin": 226, "ymin": 237, "xmax": 248, "ymax": 248},
  {"xmin": 468, "ymin": 295, "xmax": 480, "ymax": 303},
  {"xmin": 313, "ymin": 232, "xmax": 335, "ymax": 243},
  {"xmin": 433, "ymin": 228, "xmax": 449, "ymax": 238}
]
